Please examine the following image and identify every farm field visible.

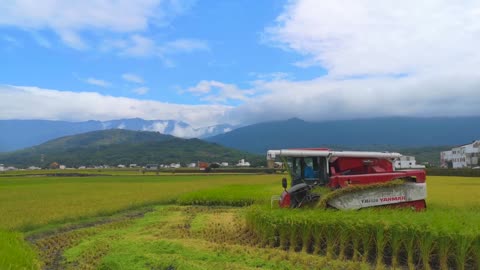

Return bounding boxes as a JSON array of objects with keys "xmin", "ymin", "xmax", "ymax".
[{"xmin": 0, "ymin": 174, "xmax": 479, "ymax": 269}]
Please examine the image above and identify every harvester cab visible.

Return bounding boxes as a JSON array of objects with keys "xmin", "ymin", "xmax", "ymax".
[{"xmin": 267, "ymin": 148, "xmax": 427, "ymax": 210}]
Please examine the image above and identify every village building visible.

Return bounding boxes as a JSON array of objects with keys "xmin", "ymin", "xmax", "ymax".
[
  {"xmin": 145, "ymin": 164, "xmax": 158, "ymax": 170},
  {"xmin": 197, "ymin": 161, "xmax": 209, "ymax": 170},
  {"xmin": 393, "ymin": 156, "xmax": 425, "ymax": 169},
  {"xmin": 236, "ymin": 159, "xmax": 251, "ymax": 167},
  {"xmin": 441, "ymin": 140, "xmax": 480, "ymax": 168}
]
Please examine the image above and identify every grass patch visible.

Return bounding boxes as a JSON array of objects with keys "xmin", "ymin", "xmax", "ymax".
[{"xmin": 0, "ymin": 230, "xmax": 39, "ymax": 270}]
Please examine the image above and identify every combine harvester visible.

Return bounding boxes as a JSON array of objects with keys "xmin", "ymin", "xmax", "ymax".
[{"xmin": 267, "ymin": 148, "xmax": 427, "ymax": 211}]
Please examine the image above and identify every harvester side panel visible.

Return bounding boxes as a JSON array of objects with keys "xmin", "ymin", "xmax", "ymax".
[{"xmin": 327, "ymin": 182, "xmax": 427, "ymax": 210}]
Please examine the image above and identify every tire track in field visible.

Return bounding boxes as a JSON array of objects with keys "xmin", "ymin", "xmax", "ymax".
[{"xmin": 26, "ymin": 208, "xmax": 154, "ymax": 270}]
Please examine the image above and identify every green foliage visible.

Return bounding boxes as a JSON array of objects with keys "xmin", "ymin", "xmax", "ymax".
[
  {"xmin": 0, "ymin": 230, "xmax": 39, "ymax": 270},
  {"xmin": 427, "ymin": 168, "xmax": 480, "ymax": 177},
  {"xmin": 0, "ymin": 129, "xmax": 263, "ymax": 168}
]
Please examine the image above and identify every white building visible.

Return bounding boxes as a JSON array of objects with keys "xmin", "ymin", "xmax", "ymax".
[
  {"xmin": 170, "ymin": 163, "xmax": 181, "ymax": 168},
  {"xmin": 220, "ymin": 162, "xmax": 229, "ymax": 167},
  {"xmin": 441, "ymin": 140, "xmax": 480, "ymax": 168},
  {"xmin": 394, "ymin": 156, "xmax": 425, "ymax": 170},
  {"xmin": 187, "ymin": 163, "xmax": 197, "ymax": 168},
  {"xmin": 236, "ymin": 159, "xmax": 250, "ymax": 167},
  {"xmin": 0, "ymin": 164, "xmax": 4, "ymax": 171}
]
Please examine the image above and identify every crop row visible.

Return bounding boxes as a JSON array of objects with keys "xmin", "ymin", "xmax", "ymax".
[{"xmin": 245, "ymin": 206, "xmax": 480, "ymax": 270}]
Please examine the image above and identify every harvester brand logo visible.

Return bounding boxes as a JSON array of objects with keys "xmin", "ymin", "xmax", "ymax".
[
  {"xmin": 380, "ymin": 196, "xmax": 406, "ymax": 202},
  {"xmin": 361, "ymin": 196, "xmax": 406, "ymax": 205}
]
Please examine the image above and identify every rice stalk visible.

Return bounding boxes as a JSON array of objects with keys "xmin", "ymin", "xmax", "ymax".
[
  {"xmin": 454, "ymin": 233, "xmax": 474, "ymax": 270},
  {"xmin": 418, "ymin": 229, "xmax": 435, "ymax": 270},
  {"xmin": 436, "ymin": 234, "xmax": 451, "ymax": 270},
  {"xmin": 375, "ymin": 222, "xmax": 387, "ymax": 270},
  {"xmin": 390, "ymin": 223, "xmax": 403, "ymax": 269}
]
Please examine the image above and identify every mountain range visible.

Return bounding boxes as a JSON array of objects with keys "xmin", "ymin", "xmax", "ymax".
[
  {"xmin": 0, "ymin": 129, "xmax": 261, "ymax": 168},
  {"xmin": 207, "ymin": 117, "xmax": 480, "ymax": 153},
  {"xmin": 0, "ymin": 118, "xmax": 234, "ymax": 152},
  {"xmin": 2, "ymin": 116, "xmax": 479, "ymax": 166}
]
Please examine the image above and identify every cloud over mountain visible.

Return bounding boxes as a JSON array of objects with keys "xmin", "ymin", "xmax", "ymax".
[{"xmin": 0, "ymin": 85, "xmax": 230, "ymax": 127}]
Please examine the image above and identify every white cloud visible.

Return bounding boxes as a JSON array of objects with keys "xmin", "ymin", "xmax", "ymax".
[
  {"xmin": 224, "ymin": 73, "xmax": 480, "ymax": 125},
  {"xmin": 0, "ymin": 85, "xmax": 230, "ymax": 127},
  {"xmin": 30, "ymin": 32, "xmax": 52, "ymax": 48},
  {"xmin": 198, "ymin": 0, "xmax": 479, "ymax": 125},
  {"xmin": 185, "ymin": 80, "xmax": 255, "ymax": 103},
  {"xmin": 133, "ymin": 87, "xmax": 149, "ymax": 95},
  {"xmin": 0, "ymin": 0, "xmax": 196, "ymax": 49},
  {"xmin": 2, "ymin": 35, "xmax": 21, "ymax": 46},
  {"xmin": 160, "ymin": 39, "xmax": 209, "ymax": 54},
  {"xmin": 100, "ymin": 35, "xmax": 208, "ymax": 65},
  {"xmin": 122, "ymin": 73, "xmax": 145, "ymax": 84},
  {"xmin": 266, "ymin": 0, "xmax": 480, "ymax": 77},
  {"xmin": 85, "ymin": 78, "xmax": 111, "ymax": 88},
  {"xmin": 111, "ymin": 35, "xmax": 209, "ymax": 59},
  {"xmin": 120, "ymin": 34, "xmax": 156, "ymax": 57},
  {"xmin": 58, "ymin": 30, "xmax": 88, "ymax": 50}
]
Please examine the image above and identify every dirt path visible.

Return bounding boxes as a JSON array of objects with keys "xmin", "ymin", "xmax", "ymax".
[{"xmin": 26, "ymin": 208, "xmax": 154, "ymax": 270}]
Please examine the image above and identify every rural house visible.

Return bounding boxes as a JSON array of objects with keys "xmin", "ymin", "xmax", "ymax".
[{"xmin": 441, "ymin": 140, "xmax": 480, "ymax": 168}]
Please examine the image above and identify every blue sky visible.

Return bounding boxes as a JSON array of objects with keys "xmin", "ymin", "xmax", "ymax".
[
  {"xmin": 0, "ymin": 0, "xmax": 323, "ymax": 104},
  {"xmin": 1, "ymin": 1, "xmax": 480, "ymax": 127}
]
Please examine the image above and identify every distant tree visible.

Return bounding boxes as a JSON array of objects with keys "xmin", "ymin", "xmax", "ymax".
[{"xmin": 209, "ymin": 163, "xmax": 220, "ymax": 169}]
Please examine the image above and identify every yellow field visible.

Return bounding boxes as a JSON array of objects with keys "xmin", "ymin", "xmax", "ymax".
[
  {"xmin": 0, "ymin": 174, "xmax": 279, "ymax": 230},
  {"xmin": 426, "ymin": 176, "xmax": 480, "ymax": 207},
  {"xmin": 0, "ymin": 174, "xmax": 479, "ymax": 269}
]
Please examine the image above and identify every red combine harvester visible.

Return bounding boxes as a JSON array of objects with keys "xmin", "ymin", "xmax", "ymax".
[{"xmin": 267, "ymin": 148, "xmax": 427, "ymax": 210}]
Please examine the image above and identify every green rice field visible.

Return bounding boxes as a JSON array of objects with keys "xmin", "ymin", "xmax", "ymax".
[{"xmin": 0, "ymin": 173, "xmax": 479, "ymax": 269}]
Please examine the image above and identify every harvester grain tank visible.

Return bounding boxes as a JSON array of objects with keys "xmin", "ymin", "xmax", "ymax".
[{"xmin": 267, "ymin": 148, "xmax": 427, "ymax": 210}]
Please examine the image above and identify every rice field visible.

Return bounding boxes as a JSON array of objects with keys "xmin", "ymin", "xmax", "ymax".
[
  {"xmin": 0, "ymin": 174, "xmax": 479, "ymax": 269},
  {"xmin": 0, "ymin": 174, "xmax": 279, "ymax": 230},
  {"xmin": 245, "ymin": 206, "xmax": 480, "ymax": 270}
]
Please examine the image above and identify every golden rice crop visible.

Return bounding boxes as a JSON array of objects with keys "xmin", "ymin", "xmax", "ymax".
[
  {"xmin": 0, "ymin": 174, "xmax": 279, "ymax": 230},
  {"xmin": 245, "ymin": 205, "xmax": 480, "ymax": 270}
]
